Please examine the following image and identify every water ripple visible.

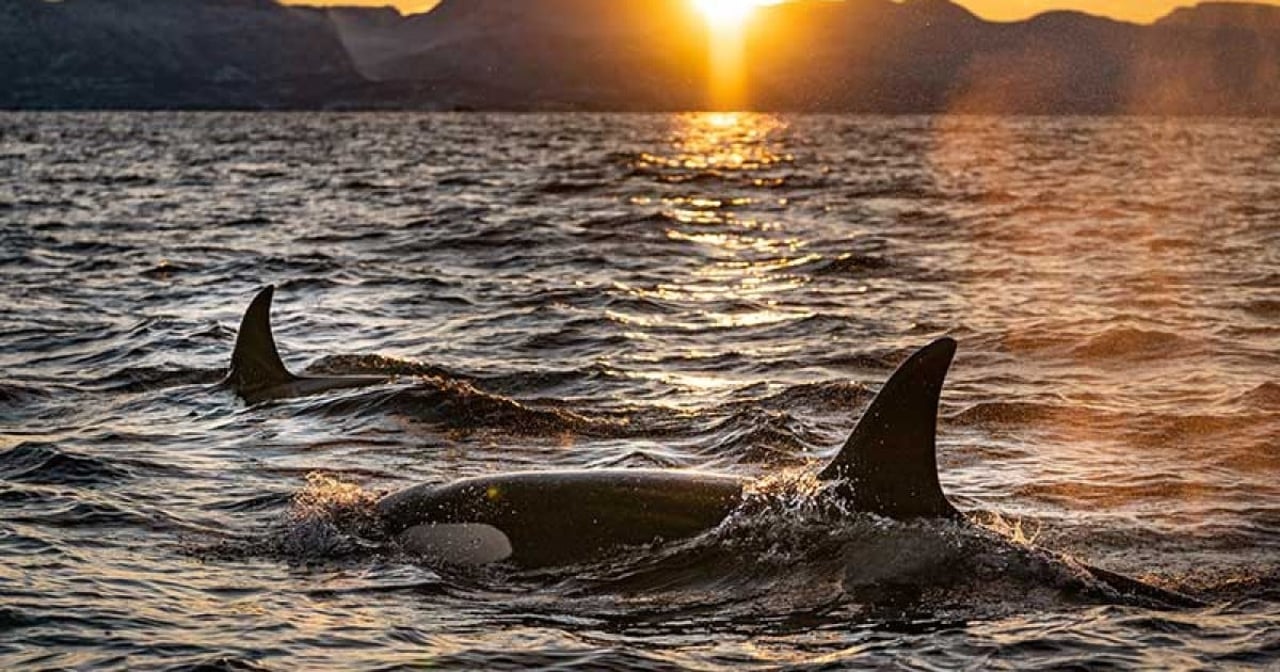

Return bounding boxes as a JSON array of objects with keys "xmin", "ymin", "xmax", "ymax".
[{"xmin": 0, "ymin": 112, "xmax": 1276, "ymax": 669}]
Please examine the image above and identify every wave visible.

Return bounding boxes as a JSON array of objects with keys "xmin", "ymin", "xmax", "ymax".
[
  {"xmin": 517, "ymin": 319, "xmax": 630, "ymax": 352},
  {"xmin": 0, "ymin": 442, "xmax": 135, "ymax": 486},
  {"xmin": 948, "ymin": 400, "xmax": 1121, "ymax": 429},
  {"xmin": 307, "ymin": 352, "xmax": 585, "ymax": 394},
  {"xmin": 87, "ymin": 365, "xmax": 225, "ymax": 394},
  {"xmin": 1070, "ymin": 327, "xmax": 1197, "ymax": 361},
  {"xmin": 537, "ymin": 179, "xmax": 608, "ymax": 195},
  {"xmin": 800, "ymin": 252, "xmax": 897, "ymax": 277},
  {"xmin": 209, "ymin": 492, "xmax": 294, "ymax": 513},
  {"xmin": 696, "ymin": 408, "xmax": 819, "ymax": 464},
  {"xmin": 1236, "ymin": 382, "xmax": 1280, "ymax": 411},
  {"xmin": 218, "ymin": 253, "xmax": 342, "ymax": 278},
  {"xmin": 139, "ymin": 259, "xmax": 200, "ymax": 279},
  {"xmin": 161, "ymin": 656, "xmax": 274, "ymax": 672},
  {"xmin": 0, "ymin": 606, "xmax": 41, "ymax": 631},
  {"xmin": 274, "ymin": 276, "xmax": 344, "ymax": 292},
  {"xmin": 294, "ymin": 378, "xmax": 630, "ymax": 439},
  {"xmin": 474, "ymin": 364, "xmax": 618, "ymax": 398},
  {"xmin": 190, "ymin": 473, "xmax": 385, "ymax": 564},
  {"xmin": 5, "ymin": 498, "xmax": 153, "ymax": 529},
  {"xmin": 1240, "ymin": 299, "xmax": 1280, "ymax": 319},
  {"xmin": 739, "ymin": 381, "xmax": 872, "ymax": 416},
  {"xmin": 0, "ymin": 382, "xmax": 49, "ymax": 408}
]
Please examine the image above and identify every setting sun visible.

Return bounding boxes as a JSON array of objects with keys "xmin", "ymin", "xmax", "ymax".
[{"xmin": 693, "ymin": 0, "xmax": 767, "ymax": 27}]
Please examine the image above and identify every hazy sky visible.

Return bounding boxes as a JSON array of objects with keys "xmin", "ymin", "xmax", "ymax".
[{"xmin": 285, "ymin": 0, "xmax": 1280, "ymax": 24}]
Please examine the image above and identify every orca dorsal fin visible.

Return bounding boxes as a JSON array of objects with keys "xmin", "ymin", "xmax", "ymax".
[
  {"xmin": 818, "ymin": 337, "xmax": 959, "ymax": 519},
  {"xmin": 227, "ymin": 285, "xmax": 295, "ymax": 397}
]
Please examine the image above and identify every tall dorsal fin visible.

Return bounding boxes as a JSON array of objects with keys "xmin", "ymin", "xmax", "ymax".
[
  {"xmin": 226, "ymin": 285, "xmax": 295, "ymax": 396},
  {"xmin": 819, "ymin": 338, "xmax": 959, "ymax": 519}
]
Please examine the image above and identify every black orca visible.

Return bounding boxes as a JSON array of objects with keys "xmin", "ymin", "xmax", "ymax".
[
  {"xmin": 225, "ymin": 286, "xmax": 389, "ymax": 403},
  {"xmin": 223, "ymin": 287, "xmax": 1198, "ymax": 607},
  {"xmin": 375, "ymin": 338, "xmax": 1202, "ymax": 607}
]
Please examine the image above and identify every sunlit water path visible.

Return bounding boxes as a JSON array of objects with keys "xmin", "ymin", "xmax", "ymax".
[{"xmin": 1, "ymin": 113, "xmax": 1277, "ymax": 669}]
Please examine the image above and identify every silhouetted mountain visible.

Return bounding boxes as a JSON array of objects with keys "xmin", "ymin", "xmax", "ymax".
[
  {"xmin": 330, "ymin": 0, "xmax": 1280, "ymax": 115},
  {"xmin": 308, "ymin": 5, "xmax": 408, "ymax": 77},
  {"xmin": 3, "ymin": 0, "xmax": 1278, "ymax": 114},
  {"xmin": 0, "ymin": 0, "xmax": 362, "ymax": 109},
  {"xmin": 1158, "ymin": 1, "xmax": 1280, "ymax": 31},
  {"xmin": 330, "ymin": 0, "xmax": 711, "ymax": 110}
]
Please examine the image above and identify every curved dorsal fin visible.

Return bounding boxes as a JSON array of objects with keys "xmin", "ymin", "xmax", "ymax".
[
  {"xmin": 227, "ymin": 285, "xmax": 295, "ymax": 396},
  {"xmin": 819, "ymin": 338, "xmax": 959, "ymax": 519}
]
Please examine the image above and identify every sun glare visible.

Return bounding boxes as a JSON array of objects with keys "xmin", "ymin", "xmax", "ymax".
[
  {"xmin": 693, "ymin": 0, "xmax": 764, "ymax": 28},
  {"xmin": 693, "ymin": 0, "xmax": 773, "ymax": 109}
]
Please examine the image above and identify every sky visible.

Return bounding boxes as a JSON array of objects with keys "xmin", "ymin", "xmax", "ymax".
[{"xmin": 284, "ymin": 0, "xmax": 1280, "ymax": 25}]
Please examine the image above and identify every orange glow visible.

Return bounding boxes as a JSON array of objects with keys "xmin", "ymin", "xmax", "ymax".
[
  {"xmin": 959, "ymin": 0, "xmax": 1280, "ymax": 24},
  {"xmin": 612, "ymin": 113, "xmax": 809, "ymax": 377},
  {"xmin": 287, "ymin": 0, "xmax": 1280, "ymax": 25},
  {"xmin": 693, "ymin": 1, "xmax": 776, "ymax": 110},
  {"xmin": 693, "ymin": 0, "xmax": 761, "ymax": 28}
]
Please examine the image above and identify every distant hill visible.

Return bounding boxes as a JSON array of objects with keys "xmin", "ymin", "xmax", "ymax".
[
  {"xmin": 0, "ymin": 0, "xmax": 361, "ymax": 109},
  {"xmin": 1158, "ymin": 1, "xmax": 1280, "ymax": 30},
  {"xmin": 740, "ymin": 0, "xmax": 1280, "ymax": 114},
  {"xmin": 3, "ymin": 0, "xmax": 1279, "ymax": 114},
  {"xmin": 315, "ymin": 0, "xmax": 710, "ymax": 110}
]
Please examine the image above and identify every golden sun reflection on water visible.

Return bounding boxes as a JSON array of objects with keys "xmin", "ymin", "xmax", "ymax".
[{"xmin": 613, "ymin": 113, "xmax": 815, "ymax": 394}]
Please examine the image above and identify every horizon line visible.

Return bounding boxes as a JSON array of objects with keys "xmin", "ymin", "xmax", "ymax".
[{"xmin": 280, "ymin": 0, "xmax": 1275, "ymax": 27}]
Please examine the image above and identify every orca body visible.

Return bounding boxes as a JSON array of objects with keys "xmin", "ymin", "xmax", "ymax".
[
  {"xmin": 380, "ymin": 470, "xmax": 744, "ymax": 567},
  {"xmin": 374, "ymin": 337, "xmax": 1201, "ymax": 607},
  {"xmin": 378, "ymin": 338, "xmax": 960, "ymax": 567},
  {"xmin": 226, "ymin": 286, "xmax": 389, "ymax": 403}
]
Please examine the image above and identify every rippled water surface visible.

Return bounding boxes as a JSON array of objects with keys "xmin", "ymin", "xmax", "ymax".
[{"xmin": 1, "ymin": 112, "xmax": 1278, "ymax": 669}]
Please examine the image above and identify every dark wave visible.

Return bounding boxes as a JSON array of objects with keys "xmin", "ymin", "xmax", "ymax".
[
  {"xmin": 738, "ymin": 381, "xmax": 871, "ymax": 416},
  {"xmin": 949, "ymin": 400, "xmax": 1074, "ymax": 427},
  {"xmin": 87, "ymin": 365, "xmax": 225, "ymax": 393},
  {"xmin": 476, "ymin": 364, "xmax": 621, "ymax": 399},
  {"xmin": 537, "ymin": 179, "xmax": 609, "ymax": 195},
  {"xmin": 0, "ymin": 382, "xmax": 49, "ymax": 407},
  {"xmin": 697, "ymin": 408, "xmax": 819, "ymax": 465},
  {"xmin": 209, "ymin": 492, "xmax": 294, "ymax": 513},
  {"xmin": 1237, "ymin": 382, "xmax": 1280, "ymax": 411},
  {"xmin": 294, "ymin": 378, "xmax": 630, "ymax": 439},
  {"xmin": 274, "ymin": 276, "xmax": 344, "ymax": 292},
  {"xmin": 6, "ymin": 499, "xmax": 153, "ymax": 528},
  {"xmin": 162, "ymin": 656, "xmax": 274, "ymax": 672},
  {"xmin": 800, "ymin": 252, "xmax": 898, "ymax": 277},
  {"xmin": 0, "ymin": 442, "xmax": 134, "ymax": 486},
  {"xmin": 518, "ymin": 320, "xmax": 630, "ymax": 352},
  {"xmin": 0, "ymin": 606, "xmax": 41, "ymax": 631},
  {"xmin": 1240, "ymin": 299, "xmax": 1280, "ymax": 319}
]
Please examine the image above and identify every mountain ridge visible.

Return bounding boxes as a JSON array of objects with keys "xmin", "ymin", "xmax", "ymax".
[{"xmin": 2, "ymin": 0, "xmax": 1277, "ymax": 114}]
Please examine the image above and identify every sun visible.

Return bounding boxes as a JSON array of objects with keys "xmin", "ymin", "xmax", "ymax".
[{"xmin": 693, "ymin": 0, "xmax": 765, "ymax": 28}]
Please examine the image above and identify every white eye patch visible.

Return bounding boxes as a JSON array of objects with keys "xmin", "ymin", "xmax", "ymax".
[{"xmin": 399, "ymin": 523, "xmax": 514, "ymax": 566}]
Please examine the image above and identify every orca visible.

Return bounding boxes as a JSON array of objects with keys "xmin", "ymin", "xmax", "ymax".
[
  {"xmin": 376, "ymin": 338, "xmax": 1202, "ymax": 607},
  {"xmin": 225, "ymin": 286, "xmax": 389, "ymax": 403}
]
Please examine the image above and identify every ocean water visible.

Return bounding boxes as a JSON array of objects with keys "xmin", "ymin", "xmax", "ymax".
[{"xmin": 1, "ymin": 112, "xmax": 1277, "ymax": 670}]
